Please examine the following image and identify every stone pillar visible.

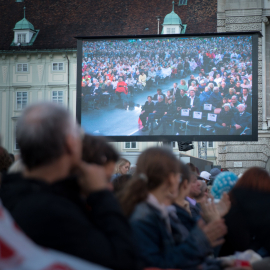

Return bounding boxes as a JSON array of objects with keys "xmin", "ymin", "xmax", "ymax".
[{"xmin": 217, "ymin": 0, "xmax": 270, "ymax": 173}]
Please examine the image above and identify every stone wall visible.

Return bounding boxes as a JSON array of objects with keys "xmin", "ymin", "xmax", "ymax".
[{"xmin": 217, "ymin": 0, "xmax": 270, "ymax": 173}]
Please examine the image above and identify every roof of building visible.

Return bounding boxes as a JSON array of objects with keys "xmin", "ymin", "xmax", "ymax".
[
  {"xmin": 163, "ymin": 11, "xmax": 182, "ymax": 25},
  {"xmin": 0, "ymin": 0, "xmax": 217, "ymax": 51},
  {"xmin": 14, "ymin": 18, "xmax": 35, "ymax": 31},
  {"xmin": 163, "ymin": 1, "xmax": 182, "ymax": 25}
]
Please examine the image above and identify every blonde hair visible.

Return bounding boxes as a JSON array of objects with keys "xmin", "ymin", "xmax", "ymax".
[{"xmin": 115, "ymin": 158, "xmax": 131, "ymax": 174}]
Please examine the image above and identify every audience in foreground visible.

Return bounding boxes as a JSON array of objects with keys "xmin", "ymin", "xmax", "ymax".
[
  {"xmin": 220, "ymin": 167, "xmax": 270, "ymax": 257},
  {"xmin": 1, "ymin": 102, "xmax": 270, "ymax": 270},
  {"xmin": 0, "ymin": 103, "xmax": 139, "ymax": 270},
  {"xmin": 82, "ymin": 134, "xmax": 119, "ymax": 190},
  {"xmin": 118, "ymin": 147, "xmax": 227, "ymax": 269}
]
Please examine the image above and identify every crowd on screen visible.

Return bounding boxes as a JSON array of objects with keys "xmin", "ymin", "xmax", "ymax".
[
  {"xmin": 81, "ymin": 36, "xmax": 252, "ymax": 135},
  {"xmin": 0, "ymin": 102, "xmax": 269, "ymax": 270}
]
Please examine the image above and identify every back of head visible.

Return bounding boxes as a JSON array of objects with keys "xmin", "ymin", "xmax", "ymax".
[
  {"xmin": 234, "ymin": 167, "xmax": 270, "ymax": 192},
  {"xmin": 82, "ymin": 134, "xmax": 119, "ymax": 165},
  {"xmin": 118, "ymin": 147, "xmax": 180, "ymax": 216},
  {"xmin": 17, "ymin": 102, "xmax": 78, "ymax": 170},
  {"xmin": 0, "ymin": 147, "xmax": 12, "ymax": 173},
  {"xmin": 186, "ymin": 163, "xmax": 197, "ymax": 174}
]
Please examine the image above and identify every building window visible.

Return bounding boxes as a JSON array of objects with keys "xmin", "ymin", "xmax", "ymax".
[
  {"xmin": 124, "ymin": 142, "xmax": 137, "ymax": 149},
  {"xmin": 208, "ymin": 141, "xmax": 213, "ymax": 147},
  {"xmin": 167, "ymin": 28, "xmax": 171, "ymax": 34},
  {"xmin": 178, "ymin": 0, "xmax": 188, "ymax": 5},
  {"xmin": 52, "ymin": 63, "xmax": 64, "ymax": 71},
  {"xmin": 16, "ymin": 92, "xmax": 28, "ymax": 110},
  {"xmin": 171, "ymin": 28, "xmax": 175, "ymax": 34},
  {"xmin": 52, "ymin": 91, "xmax": 64, "ymax": 104},
  {"xmin": 16, "ymin": 63, "xmax": 28, "ymax": 72},
  {"xmin": 17, "ymin": 33, "xmax": 26, "ymax": 43}
]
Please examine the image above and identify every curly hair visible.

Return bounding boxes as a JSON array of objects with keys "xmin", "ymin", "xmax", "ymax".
[{"xmin": 0, "ymin": 147, "xmax": 12, "ymax": 172}]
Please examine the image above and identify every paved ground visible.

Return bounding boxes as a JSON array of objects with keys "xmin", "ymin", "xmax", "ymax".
[{"xmin": 81, "ymin": 74, "xmax": 195, "ymax": 136}]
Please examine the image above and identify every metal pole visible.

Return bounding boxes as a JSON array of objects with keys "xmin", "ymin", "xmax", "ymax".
[{"xmin": 198, "ymin": 141, "xmax": 207, "ymax": 160}]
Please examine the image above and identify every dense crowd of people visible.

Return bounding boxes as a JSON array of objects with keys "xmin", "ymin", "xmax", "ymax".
[
  {"xmin": 0, "ymin": 102, "xmax": 269, "ymax": 270},
  {"xmin": 81, "ymin": 36, "xmax": 253, "ymax": 135}
]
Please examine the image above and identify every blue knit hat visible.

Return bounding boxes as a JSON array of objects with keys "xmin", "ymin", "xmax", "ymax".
[{"xmin": 211, "ymin": 172, "xmax": 238, "ymax": 199}]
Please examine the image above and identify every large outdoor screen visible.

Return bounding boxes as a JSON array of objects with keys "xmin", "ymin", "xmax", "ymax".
[{"xmin": 76, "ymin": 32, "xmax": 259, "ymax": 142}]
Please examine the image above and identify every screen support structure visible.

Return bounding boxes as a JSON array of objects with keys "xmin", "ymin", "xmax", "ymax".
[{"xmin": 198, "ymin": 142, "xmax": 207, "ymax": 160}]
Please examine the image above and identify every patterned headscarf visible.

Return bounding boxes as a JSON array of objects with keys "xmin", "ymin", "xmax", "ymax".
[{"xmin": 211, "ymin": 172, "xmax": 238, "ymax": 199}]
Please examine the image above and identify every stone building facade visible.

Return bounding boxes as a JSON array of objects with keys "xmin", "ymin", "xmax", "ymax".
[{"xmin": 217, "ymin": 0, "xmax": 270, "ymax": 174}]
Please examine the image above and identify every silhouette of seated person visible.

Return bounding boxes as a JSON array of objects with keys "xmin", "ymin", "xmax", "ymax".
[
  {"xmin": 230, "ymin": 95, "xmax": 241, "ymax": 110},
  {"xmin": 193, "ymin": 86, "xmax": 200, "ymax": 97},
  {"xmin": 185, "ymin": 90, "xmax": 200, "ymax": 112},
  {"xmin": 229, "ymin": 104, "xmax": 252, "ymax": 135},
  {"xmin": 214, "ymin": 103, "xmax": 234, "ymax": 135},
  {"xmin": 199, "ymin": 86, "xmax": 211, "ymax": 108},
  {"xmin": 207, "ymin": 87, "xmax": 223, "ymax": 110},
  {"xmin": 89, "ymin": 82, "xmax": 102, "ymax": 109},
  {"xmin": 171, "ymin": 83, "xmax": 180, "ymax": 96},
  {"xmin": 138, "ymin": 72, "xmax": 147, "ymax": 88},
  {"xmin": 147, "ymin": 96, "xmax": 167, "ymax": 135},
  {"xmin": 238, "ymin": 88, "xmax": 252, "ymax": 114},
  {"xmin": 115, "ymin": 77, "xmax": 128, "ymax": 100},
  {"xmin": 141, "ymin": 96, "xmax": 155, "ymax": 131},
  {"xmin": 198, "ymin": 79, "xmax": 207, "ymax": 94},
  {"xmin": 188, "ymin": 75, "xmax": 199, "ymax": 87},
  {"xmin": 165, "ymin": 90, "xmax": 174, "ymax": 104},
  {"xmin": 179, "ymin": 79, "xmax": 188, "ymax": 92},
  {"xmin": 234, "ymin": 81, "xmax": 242, "ymax": 95},
  {"xmin": 208, "ymin": 76, "xmax": 217, "ymax": 87},
  {"xmin": 146, "ymin": 67, "xmax": 156, "ymax": 88},
  {"xmin": 102, "ymin": 81, "xmax": 113, "ymax": 104},
  {"xmin": 126, "ymin": 76, "xmax": 135, "ymax": 96},
  {"xmin": 153, "ymin": 89, "xmax": 166, "ymax": 102},
  {"xmin": 219, "ymin": 81, "xmax": 229, "ymax": 97},
  {"xmin": 175, "ymin": 89, "xmax": 188, "ymax": 110},
  {"xmin": 154, "ymin": 99, "xmax": 176, "ymax": 134},
  {"xmin": 225, "ymin": 88, "xmax": 236, "ymax": 102}
]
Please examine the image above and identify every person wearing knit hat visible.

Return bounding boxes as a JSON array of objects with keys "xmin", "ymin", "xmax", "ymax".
[{"xmin": 211, "ymin": 171, "xmax": 238, "ymax": 199}]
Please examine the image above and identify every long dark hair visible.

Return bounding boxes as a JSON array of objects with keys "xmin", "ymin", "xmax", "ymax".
[{"xmin": 118, "ymin": 147, "xmax": 180, "ymax": 216}]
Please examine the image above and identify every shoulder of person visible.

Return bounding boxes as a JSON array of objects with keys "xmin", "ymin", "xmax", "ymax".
[{"xmin": 129, "ymin": 201, "xmax": 162, "ymax": 224}]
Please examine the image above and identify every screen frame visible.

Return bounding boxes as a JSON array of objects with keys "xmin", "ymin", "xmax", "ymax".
[{"xmin": 76, "ymin": 31, "xmax": 260, "ymax": 142}]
